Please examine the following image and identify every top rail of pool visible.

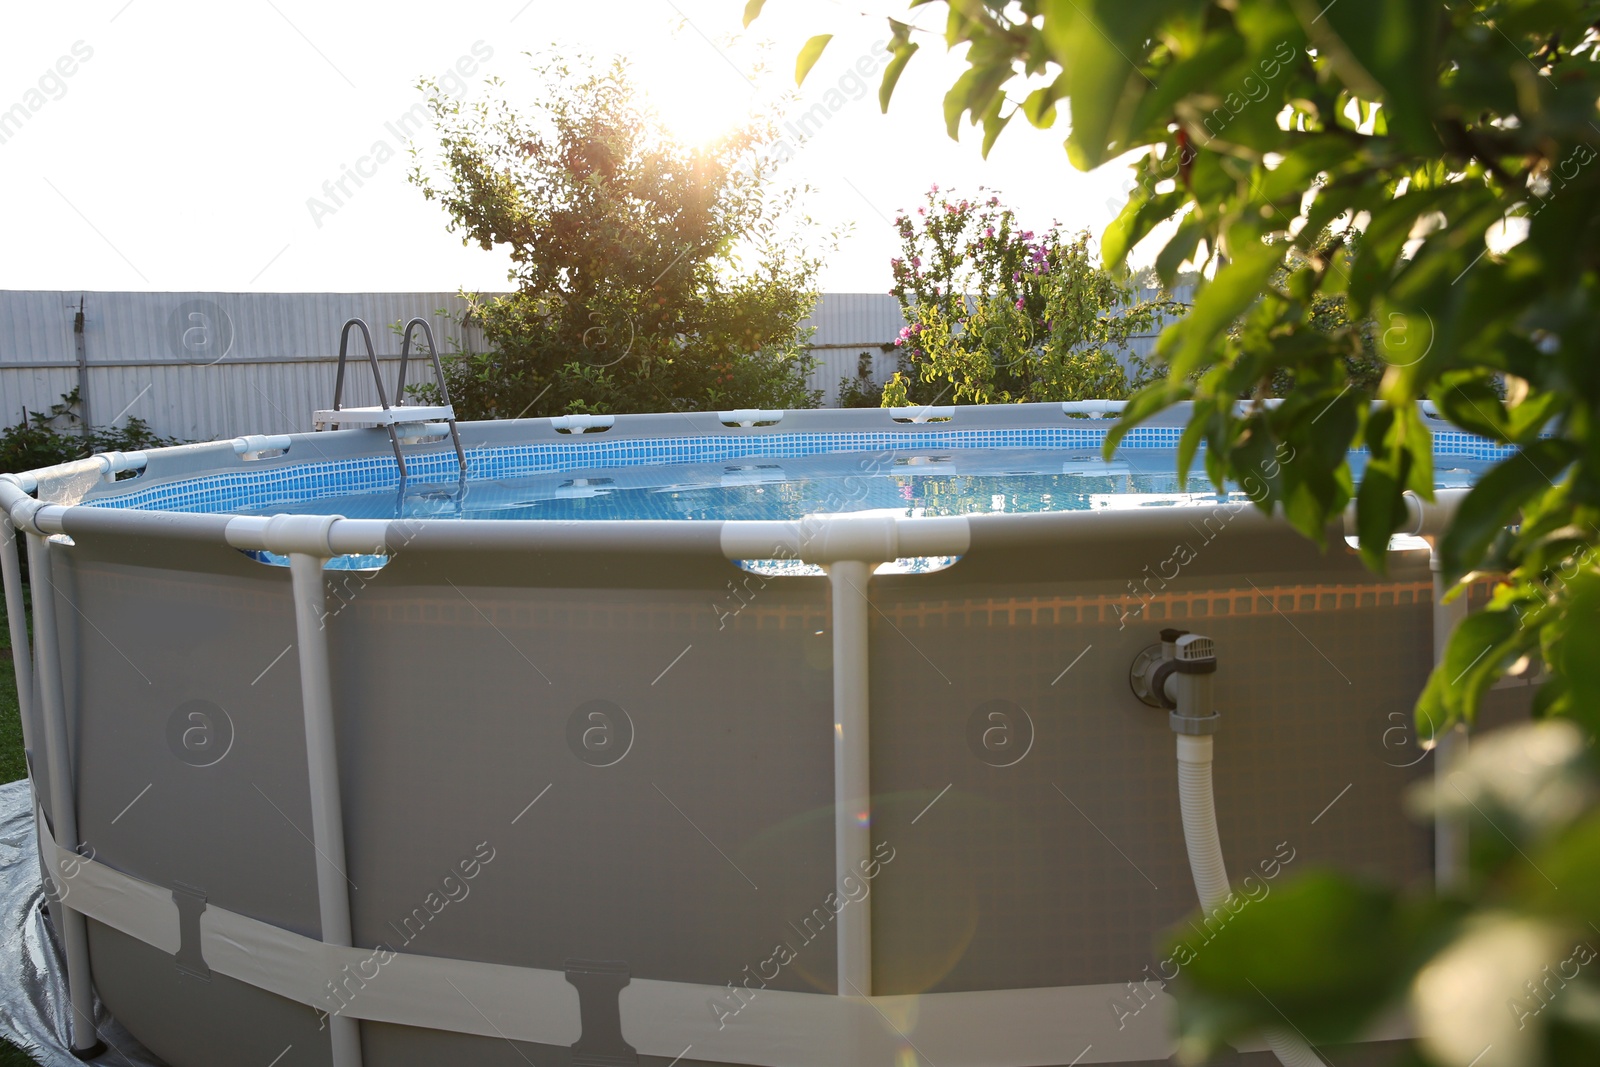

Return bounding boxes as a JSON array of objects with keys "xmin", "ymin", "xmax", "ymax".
[{"xmin": 0, "ymin": 400, "xmax": 1478, "ymax": 558}]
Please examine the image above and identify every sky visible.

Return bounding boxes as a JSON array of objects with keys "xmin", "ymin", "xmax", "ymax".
[{"xmin": 0, "ymin": 0, "xmax": 1143, "ymax": 296}]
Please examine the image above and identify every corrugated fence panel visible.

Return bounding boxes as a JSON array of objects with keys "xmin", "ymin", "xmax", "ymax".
[
  {"xmin": 0, "ymin": 291, "xmax": 491, "ymax": 439},
  {"xmin": 801, "ymin": 292, "xmax": 905, "ymax": 347},
  {"xmin": 800, "ymin": 293, "xmax": 904, "ymax": 405},
  {"xmin": 0, "ymin": 369, "xmax": 80, "ymax": 424},
  {"xmin": 0, "ymin": 291, "xmax": 80, "ymax": 364},
  {"xmin": 0, "ymin": 289, "xmax": 1190, "ymax": 437},
  {"xmin": 78, "ymin": 290, "xmax": 487, "ymax": 362}
]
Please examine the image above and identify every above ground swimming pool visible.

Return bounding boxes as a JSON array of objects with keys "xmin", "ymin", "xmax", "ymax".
[{"xmin": 0, "ymin": 398, "xmax": 1532, "ymax": 1067}]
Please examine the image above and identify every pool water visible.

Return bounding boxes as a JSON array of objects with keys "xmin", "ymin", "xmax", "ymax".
[{"xmin": 237, "ymin": 447, "xmax": 1491, "ymax": 524}]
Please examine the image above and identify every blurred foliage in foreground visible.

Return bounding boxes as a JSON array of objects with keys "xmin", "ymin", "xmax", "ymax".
[
  {"xmin": 755, "ymin": 0, "xmax": 1600, "ymax": 1062},
  {"xmin": 1175, "ymin": 722, "xmax": 1600, "ymax": 1065}
]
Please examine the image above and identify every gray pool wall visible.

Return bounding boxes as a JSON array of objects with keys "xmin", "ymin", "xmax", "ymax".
[{"xmin": 4, "ymin": 401, "xmax": 1532, "ymax": 1067}]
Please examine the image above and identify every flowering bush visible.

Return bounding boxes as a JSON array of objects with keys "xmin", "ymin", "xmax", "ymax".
[{"xmin": 882, "ymin": 187, "xmax": 1178, "ymax": 406}]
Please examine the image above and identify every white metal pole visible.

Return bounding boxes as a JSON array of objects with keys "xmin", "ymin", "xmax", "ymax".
[
  {"xmin": 827, "ymin": 559, "xmax": 873, "ymax": 997},
  {"xmin": 1431, "ymin": 547, "xmax": 1469, "ymax": 892},
  {"xmin": 288, "ymin": 552, "xmax": 363, "ymax": 1067},
  {"xmin": 1, "ymin": 515, "xmax": 36, "ymax": 763},
  {"xmin": 26, "ymin": 532, "xmax": 99, "ymax": 1053},
  {"xmin": 0, "ymin": 514, "xmax": 54, "ymax": 936}
]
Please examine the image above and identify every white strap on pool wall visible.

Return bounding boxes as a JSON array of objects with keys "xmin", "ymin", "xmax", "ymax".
[{"xmin": 39, "ymin": 817, "xmax": 1176, "ymax": 1065}]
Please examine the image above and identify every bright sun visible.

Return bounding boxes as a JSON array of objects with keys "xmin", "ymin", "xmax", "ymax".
[{"xmin": 632, "ymin": 48, "xmax": 759, "ymax": 146}]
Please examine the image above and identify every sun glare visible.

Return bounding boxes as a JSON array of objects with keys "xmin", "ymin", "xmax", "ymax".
[{"xmin": 633, "ymin": 49, "xmax": 757, "ymax": 146}]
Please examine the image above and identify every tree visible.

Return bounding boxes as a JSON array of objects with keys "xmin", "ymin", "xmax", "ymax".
[
  {"xmin": 410, "ymin": 53, "xmax": 824, "ymax": 418},
  {"xmin": 882, "ymin": 186, "xmax": 1174, "ymax": 406},
  {"xmin": 751, "ymin": 1, "xmax": 1600, "ymax": 1063}
]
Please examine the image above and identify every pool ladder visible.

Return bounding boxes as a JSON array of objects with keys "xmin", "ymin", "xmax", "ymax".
[{"xmin": 314, "ymin": 317, "xmax": 468, "ymax": 482}]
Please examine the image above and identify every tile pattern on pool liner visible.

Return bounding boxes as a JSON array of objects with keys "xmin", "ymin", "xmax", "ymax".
[{"xmin": 84, "ymin": 425, "xmax": 1520, "ymax": 518}]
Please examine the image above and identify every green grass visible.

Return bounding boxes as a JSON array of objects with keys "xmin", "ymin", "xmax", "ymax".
[
  {"xmin": 0, "ymin": 1041, "xmax": 39, "ymax": 1067},
  {"xmin": 0, "ymin": 588, "xmax": 25, "ymax": 785}
]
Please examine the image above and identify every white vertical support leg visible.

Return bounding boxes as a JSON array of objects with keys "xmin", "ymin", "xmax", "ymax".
[
  {"xmin": 827, "ymin": 559, "xmax": 873, "ymax": 997},
  {"xmin": 288, "ymin": 552, "xmax": 364, "ymax": 1067},
  {"xmin": 1431, "ymin": 547, "xmax": 1469, "ymax": 892},
  {"xmin": 1, "ymin": 515, "xmax": 51, "ymax": 948},
  {"xmin": 25, "ymin": 532, "xmax": 101, "ymax": 1056},
  {"xmin": 1, "ymin": 515, "xmax": 36, "ymax": 767}
]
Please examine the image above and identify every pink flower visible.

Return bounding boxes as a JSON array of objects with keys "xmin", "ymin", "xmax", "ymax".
[
  {"xmin": 911, "ymin": 256, "xmax": 921, "ymax": 267},
  {"xmin": 984, "ymin": 227, "xmax": 994, "ymax": 238},
  {"xmin": 917, "ymin": 207, "xmax": 926, "ymax": 216},
  {"xmin": 1015, "ymin": 297, "xmax": 1025, "ymax": 310}
]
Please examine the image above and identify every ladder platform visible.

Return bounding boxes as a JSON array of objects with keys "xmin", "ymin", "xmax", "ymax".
[{"xmin": 315, "ymin": 404, "xmax": 456, "ymax": 428}]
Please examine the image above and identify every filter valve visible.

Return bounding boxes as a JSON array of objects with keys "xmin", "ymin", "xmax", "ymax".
[{"xmin": 1129, "ymin": 628, "xmax": 1220, "ymax": 735}]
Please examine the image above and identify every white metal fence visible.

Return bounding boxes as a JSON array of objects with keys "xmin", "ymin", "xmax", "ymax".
[{"xmin": 0, "ymin": 288, "xmax": 1182, "ymax": 441}]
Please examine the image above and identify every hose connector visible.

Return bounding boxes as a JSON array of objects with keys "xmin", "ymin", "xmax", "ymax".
[
  {"xmin": 1170, "ymin": 710, "xmax": 1221, "ymax": 735},
  {"xmin": 1131, "ymin": 630, "xmax": 1221, "ymax": 733}
]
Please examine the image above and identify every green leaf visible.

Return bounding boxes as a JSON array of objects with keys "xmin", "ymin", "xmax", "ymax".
[
  {"xmin": 1102, "ymin": 187, "xmax": 1187, "ymax": 269},
  {"xmin": 1176, "ymin": 396, "xmax": 1218, "ymax": 489},
  {"xmin": 742, "ymin": 0, "xmax": 766, "ymax": 28},
  {"xmin": 1171, "ymin": 872, "xmax": 1436, "ymax": 1054},
  {"xmin": 1556, "ymin": 568, "xmax": 1600, "ymax": 737},
  {"xmin": 1288, "ymin": 0, "xmax": 1439, "ymax": 151},
  {"xmin": 1040, "ymin": 1, "xmax": 1164, "ymax": 170},
  {"xmin": 941, "ymin": 58, "xmax": 1011, "ymax": 141},
  {"xmin": 1438, "ymin": 440, "xmax": 1577, "ymax": 581},
  {"xmin": 1400, "ymin": 402, "xmax": 1433, "ymax": 497},
  {"xmin": 1103, "ymin": 379, "xmax": 1185, "ymax": 460},
  {"xmin": 1163, "ymin": 233, "xmax": 1282, "ymax": 378},
  {"xmin": 1348, "ymin": 189, "xmax": 1455, "ymax": 315},
  {"xmin": 1021, "ymin": 76, "xmax": 1065, "ymax": 128},
  {"xmin": 1355, "ymin": 407, "xmax": 1409, "ymax": 571},
  {"xmin": 1418, "ymin": 606, "xmax": 1531, "ymax": 736},
  {"xmin": 980, "ymin": 97, "xmax": 1012, "ymax": 157},
  {"xmin": 1154, "ymin": 214, "xmax": 1207, "ymax": 289},
  {"xmin": 879, "ymin": 40, "xmax": 919, "ymax": 113},
  {"xmin": 795, "ymin": 34, "xmax": 833, "ymax": 86},
  {"xmin": 1432, "ymin": 370, "xmax": 1512, "ymax": 441}
]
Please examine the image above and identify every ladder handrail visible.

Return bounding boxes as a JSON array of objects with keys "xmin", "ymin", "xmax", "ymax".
[
  {"xmin": 332, "ymin": 318, "xmax": 391, "ymax": 416},
  {"xmin": 332, "ymin": 317, "xmax": 405, "ymax": 478},
  {"xmin": 395, "ymin": 317, "xmax": 468, "ymax": 480},
  {"xmin": 396, "ymin": 318, "xmax": 449, "ymax": 405}
]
